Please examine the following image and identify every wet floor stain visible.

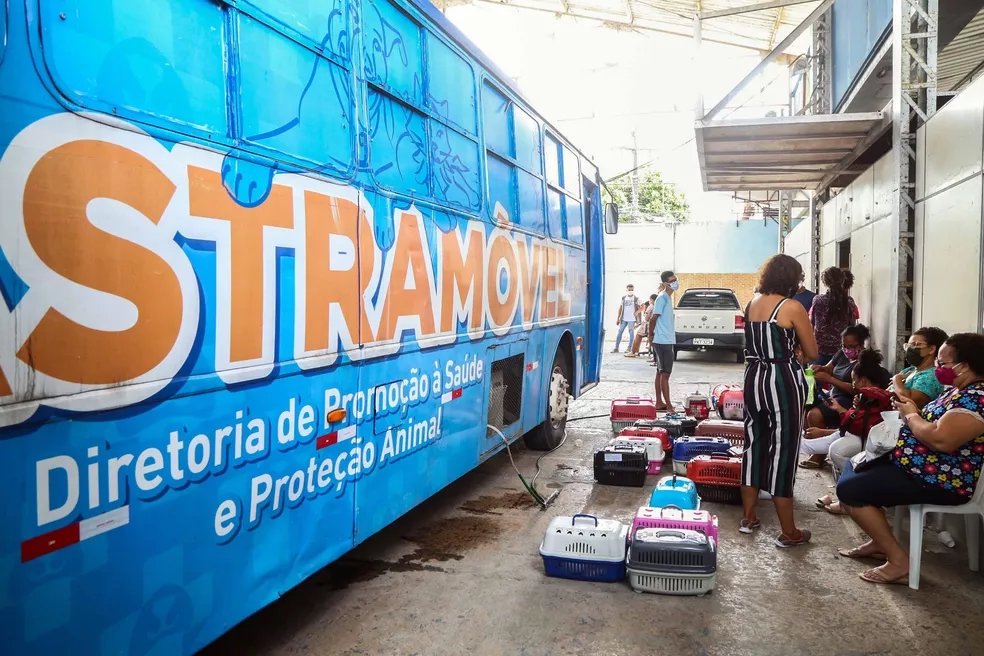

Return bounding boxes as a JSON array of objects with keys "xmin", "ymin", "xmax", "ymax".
[
  {"xmin": 555, "ymin": 463, "xmax": 574, "ymax": 470},
  {"xmin": 318, "ymin": 515, "xmax": 504, "ymax": 589},
  {"xmin": 318, "ymin": 558, "xmax": 446, "ymax": 590},
  {"xmin": 458, "ymin": 491, "xmax": 538, "ymax": 515},
  {"xmin": 401, "ymin": 515, "xmax": 504, "ymax": 562}
]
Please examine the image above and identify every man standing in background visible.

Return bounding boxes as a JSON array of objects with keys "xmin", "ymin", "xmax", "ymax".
[
  {"xmin": 651, "ymin": 271, "xmax": 678, "ymax": 411},
  {"xmin": 793, "ymin": 272, "xmax": 817, "ymax": 311},
  {"xmin": 612, "ymin": 283, "xmax": 640, "ymax": 353}
]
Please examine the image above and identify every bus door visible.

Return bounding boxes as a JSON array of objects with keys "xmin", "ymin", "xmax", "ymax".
[
  {"xmin": 581, "ymin": 175, "xmax": 603, "ymax": 388},
  {"xmin": 481, "ymin": 338, "xmax": 529, "ymax": 460}
]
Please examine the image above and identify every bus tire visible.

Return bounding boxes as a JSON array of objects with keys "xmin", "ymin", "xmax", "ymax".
[{"xmin": 524, "ymin": 350, "xmax": 570, "ymax": 451}]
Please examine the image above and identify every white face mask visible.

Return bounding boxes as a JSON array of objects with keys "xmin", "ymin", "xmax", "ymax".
[{"xmin": 669, "ymin": 281, "xmax": 679, "ymax": 291}]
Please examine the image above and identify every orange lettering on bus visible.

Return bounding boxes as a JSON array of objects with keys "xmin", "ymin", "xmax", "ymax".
[
  {"xmin": 188, "ymin": 167, "xmax": 292, "ymax": 362},
  {"xmin": 0, "ymin": 366, "xmax": 11, "ymax": 396},
  {"xmin": 302, "ymin": 191, "xmax": 373, "ymax": 350},
  {"xmin": 486, "ymin": 234, "xmax": 519, "ymax": 328},
  {"xmin": 439, "ymin": 227, "xmax": 484, "ymax": 334},
  {"xmin": 515, "ymin": 239, "xmax": 543, "ymax": 325},
  {"xmin": 18, "ymin": 141, "xmax": 181, "ymax": 384},
  {"xmin": 378, "ymin": 212, "xmax": 436, "ymax": 341}
]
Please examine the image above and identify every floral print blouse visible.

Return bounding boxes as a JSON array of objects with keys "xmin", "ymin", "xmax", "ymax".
[{"xmin": 892, "ymin": 382, "xmax": 984, "ymax": 498}]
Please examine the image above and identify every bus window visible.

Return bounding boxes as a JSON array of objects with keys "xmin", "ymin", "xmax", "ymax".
[
  {"xmin": 238, "ymin": 13, "xmax": 353, "ymax": 172},
  {"xmin": 426, "ymin": 36, "xmax": 477, "ymax": 136},
  {"xmin": 431, "ymin": 121, "xmax": 481, "ymax": 212},
  {"xmin": 364, "ymin": 0, "xmax": 480, "ymax": 211},
  {"xmin": 544, "ymin": 132, "xmax": 583, "ymax": 244},
  {"xmin": 482, "ymin": 81, "xmax": 544, "ymax": 232},
  {"xmin": 363, "ymin": 0, "xmax": 424, "ymax": 107},
  {"xmin": 367, "ymin": 89, "xmax": 430, "ymax": 196},
  {"xmin": 244, "ymin": 0, "xmax": 350, "ymax": 61},
  {"xmin": 39, "ymin": 0, "xmax": 228, "ymax": 135}
]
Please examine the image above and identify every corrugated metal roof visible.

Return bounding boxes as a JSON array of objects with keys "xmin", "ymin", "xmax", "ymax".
[
  {"xmin": 436, "ymin": 0, "xmax": 822, "ymax": 54},
  {"xmin": 939, "ymin": 6, "xmax": 984, "ymax": 92},
  {"xmin": 695, "ymin": 111, "xmax": 887, "ymax": 191}
]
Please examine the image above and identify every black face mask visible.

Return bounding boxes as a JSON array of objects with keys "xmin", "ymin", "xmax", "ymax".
[{"xmin": 904, "ymin": 346, "xmax": 925, "ymax": 367}]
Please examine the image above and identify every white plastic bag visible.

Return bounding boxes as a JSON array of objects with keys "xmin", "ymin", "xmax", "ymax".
[
  {"xmin": 850, "ymin": 411, "xmax": 902, "ymax": 471},
  {"xmin": 866, "ymin": 411, "xmax": 903, "ymax": 454}
]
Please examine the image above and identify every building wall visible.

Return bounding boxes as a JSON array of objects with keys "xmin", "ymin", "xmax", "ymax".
[
  {"xmin": 784, "ymin": 152, "xmax": 896, "ymax": 362},
  {"xmin": 914, "ymin": 74, "xmax": 984, "ymax": 336},
  {"xmin": 783, "ymin": 74, "xmax": 984, "ymax": 368}
]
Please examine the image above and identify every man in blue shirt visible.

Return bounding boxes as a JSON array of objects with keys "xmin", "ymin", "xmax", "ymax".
[
  {"xmin": 792, "ymin": 272, "xmax": 817, "ymax": 311},
  {"xmin": 650, "ymin": 270, "xmax": 679, "ymax": 412}
]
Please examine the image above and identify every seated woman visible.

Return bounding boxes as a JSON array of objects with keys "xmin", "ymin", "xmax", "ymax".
[
  {"xmin": 800, "ymin": 326, "xmax": 889, "ymax": 468},
  {"xmin": 836, "ymin": 332, "xmax": 984, "ymax": 585},
  {"xmin": 893, "ymin": 326, "xmax": 948, "ymax": 409},
  {"xmin": 801, "ymin": 350, "xmax": 892, "ymax": 472}
]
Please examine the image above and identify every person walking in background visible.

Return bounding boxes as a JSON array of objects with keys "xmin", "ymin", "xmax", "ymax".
[
  {"xmin": 740, "ymin": 254, "xmax": 818, "ymax": 546},
  {"xmin": 809, "ymin": 267, "xmax": 857, "ymax": 365},
  {"xmin": 651, "ymin": 272, "xmax": 678, "ymax": 411},
  {"xmin": 612, "ymin": 283, "xmax": 640, "ymax": 353},
  {"xmin": 626, "ymin": 300, "xmax": 651, "ymax": 357},
  {"xmin": 792, "ymin": 271, "xmax": 816, "ymax": 311}
]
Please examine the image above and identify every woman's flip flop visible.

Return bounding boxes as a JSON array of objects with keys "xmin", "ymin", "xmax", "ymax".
[
  {"xmin": 838, "ymin": 546, "xmax": 887, "ymax": 560},
  {"xmin": 859, "ymin": 567, "xmax": 909, "ymax": 585}
]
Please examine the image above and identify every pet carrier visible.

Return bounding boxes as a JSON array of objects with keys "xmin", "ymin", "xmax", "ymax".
[{"xmin": 539, "ymin": 514, "xmax": 628, "ymax": 582}]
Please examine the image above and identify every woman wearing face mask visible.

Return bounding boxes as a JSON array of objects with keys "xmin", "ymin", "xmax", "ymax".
[
  {"xmin": 802, "ymin": 350, "xmax": 892, "ymax": 477},
  {"xmin": 809, "ymin": 267, "xmax": 858, "ymax": 365},
  {"xmin": 800, "ymin": 324, "xmax": 883, "ymax": 468},
  {"xmin": 836, "ymin": 332, "xmax": 984, "ymax": 585},
  {"xmin": 892, "ymin": 326, "xmax": 948, "ymax": 409}
]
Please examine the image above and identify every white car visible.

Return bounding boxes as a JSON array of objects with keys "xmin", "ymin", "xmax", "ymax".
[{"xmin": 673, "ymin": 288, "xmax": 746, "ymax": 363}]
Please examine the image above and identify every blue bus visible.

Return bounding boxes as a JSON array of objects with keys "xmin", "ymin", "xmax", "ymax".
[{"xmin": 0, "ymin": 0, "xmax": 609, "ymax": 652}]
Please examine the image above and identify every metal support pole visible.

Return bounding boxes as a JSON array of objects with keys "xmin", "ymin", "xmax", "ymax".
[
  {"xmin": 704, "ymin": 0, "xmax": 835, "ymax": 121},
  {"xmin": 891, "ymin": 0, "xmax": 937, "ymax": 367},
  {"xmin": 810, "ymin": 7, "xmax": 832, "ymax": 114},
  {"xmin": 809, "ymin": 192, "xmax": 822, "ymax": 292}
]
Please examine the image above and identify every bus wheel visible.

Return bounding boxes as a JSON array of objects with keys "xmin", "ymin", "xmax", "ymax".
[{"xmin": 524, "ymin": 350, "xmax": 570, "ymax": 451}]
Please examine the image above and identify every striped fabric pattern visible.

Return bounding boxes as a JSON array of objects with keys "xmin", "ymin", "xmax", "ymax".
[{"xmin": 742, "ymin": 298, "xmax": 808, "ymax": 497}]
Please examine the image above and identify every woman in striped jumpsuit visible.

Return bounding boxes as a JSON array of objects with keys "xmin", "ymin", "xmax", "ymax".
[{"xmin": 741, "ymin": 254, "xmax": 818, "ymax": 547}]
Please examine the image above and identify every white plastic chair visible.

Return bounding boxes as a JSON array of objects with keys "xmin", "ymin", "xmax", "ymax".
[{"xmin": 893, "ymin": 481, "xmax": 984, "ymax": 590}]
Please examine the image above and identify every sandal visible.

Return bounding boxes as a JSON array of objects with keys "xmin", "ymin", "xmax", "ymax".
[
  {"xmin": 798, "ymin": 459, "xmax": 822, "ymax": 470},
  {"xmin": 824, "ymin": 501, "xmax": 848, "ymax": 515},
  {"xmin": 738, "ymin": 518, "xmax": 761, "ymax": 534},
  {"xmin": 815, "ymin": 494, "xmax": 834, "ymax": 509},
  {"xmin": 774, "ymin": 529, "xmax": 812, "ymax": 548},
  {"xmin": 859, "ymin": 566, "xmax": 909, "ymax": 586},
  {"xmin": 838, "ymin": 546, "xmax": 887, "ymax": 560}
]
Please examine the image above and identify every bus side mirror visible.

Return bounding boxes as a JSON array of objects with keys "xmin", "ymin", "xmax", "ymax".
[{"xmin": 604, "ymin": 203, "xmax": 619, "ymax": 234}]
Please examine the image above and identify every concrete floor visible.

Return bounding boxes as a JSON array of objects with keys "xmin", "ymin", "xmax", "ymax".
[{"xmin": 202, "ymin": 351, "xmax": 984, "ymax": 656}]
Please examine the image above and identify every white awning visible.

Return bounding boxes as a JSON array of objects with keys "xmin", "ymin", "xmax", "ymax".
[{"xmin": 695, "ymin": 112, "xmax": 888, "ymax": 191}]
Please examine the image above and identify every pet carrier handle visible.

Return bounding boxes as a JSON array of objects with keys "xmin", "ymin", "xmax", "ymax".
[
  {"xmin": 707, "ymin": 454, "xmax": 733, "ymax": 461},
  {"xmin": 659, "ymin": 505, "xmax": 683, "ymax": 515},
  {"xmin": 571, "ymin": 514, "xmax": 599, "ymax": 527},
  {"xmin": 652, "ymin": 529, "xmax": 688, "ymax": 539}
]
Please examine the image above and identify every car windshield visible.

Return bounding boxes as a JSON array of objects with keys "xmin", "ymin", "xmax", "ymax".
[{"xmin": 677, "ymin": 291, "xmax": 740, "ymax": 309}]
